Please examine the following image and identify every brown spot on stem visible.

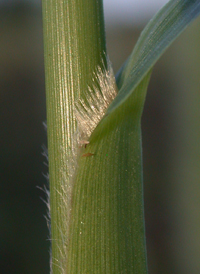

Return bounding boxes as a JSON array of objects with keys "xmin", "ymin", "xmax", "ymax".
[{"xmin": 82, "ymin": 152, "xmax": 94, "ymax": 157}]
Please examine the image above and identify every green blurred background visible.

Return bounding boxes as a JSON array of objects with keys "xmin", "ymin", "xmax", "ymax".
[{"xmin": 0, "ymin": 1, "xmax": 200, "ymax": 273}]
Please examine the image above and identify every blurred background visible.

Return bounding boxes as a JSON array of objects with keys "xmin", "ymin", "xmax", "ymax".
[{"xmin": 0, "ymin": 0, "xmax": 200, "ymax": 273}]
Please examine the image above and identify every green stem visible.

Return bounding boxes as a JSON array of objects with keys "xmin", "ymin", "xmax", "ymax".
[{"xmin": 42, "ymin": 0, "xmax": 106, "ymax": 273}]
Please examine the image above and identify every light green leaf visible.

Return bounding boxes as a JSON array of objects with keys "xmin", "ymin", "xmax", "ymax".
[
  {"xmin": 108, "ymin": 0, "xmax": 200, "ymax": 116},
  {"xmin": 68, "ymin": 71, "xmax": 151, "ymax": 273},
  {"xmin": 66, "ymin": 0, "xmax": 200, "ymax": 273}
]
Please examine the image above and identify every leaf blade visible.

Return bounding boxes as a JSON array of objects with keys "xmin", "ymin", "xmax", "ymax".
[{"xmin": 110, "ymin": 0, "xmax": 200, "ymax": 115}]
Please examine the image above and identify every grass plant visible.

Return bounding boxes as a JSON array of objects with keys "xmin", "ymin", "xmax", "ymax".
[{"xmin": 42, "ymin": 0, "xmax": 200, "ymax": 273}]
